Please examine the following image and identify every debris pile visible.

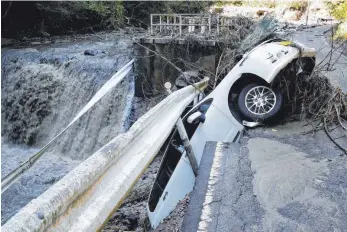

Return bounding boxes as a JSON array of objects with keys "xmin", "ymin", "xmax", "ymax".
[
  {"xmin": 277, "ymin": 67, "xmax": 347, "ymax": 153},
  {"xmin": 278, "ymin": 69, "xmax": 346, "ymax": 124}
]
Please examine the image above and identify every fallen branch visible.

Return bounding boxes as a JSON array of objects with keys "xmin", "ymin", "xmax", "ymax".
[{"xmin": 324, "ymin": 118, "xmax": 347, "ymax": 155}]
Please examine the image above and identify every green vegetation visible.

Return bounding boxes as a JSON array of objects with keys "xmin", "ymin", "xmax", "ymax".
[
  {"xmin": 215, "ymin": 1, "xmax": 243, "ymax": 7},
  {"xmin": 87, "ymin": 1, "xmax": 124, "ymax": 23},
  {"xmin": 212, "ymin": 0, "xmax": 309, "ymax": 9},
  {"xmin": 326, "ymin": 0, "xmax": 347, "ymax": 20},
  {"xmin": 35, "ymin": 2, "xmax": 125, "ymax": 29},
  {"xmin": 242, "ymin": 0, "xmax": 276, "ymax": 8},
  {"xmin": 286, "ymin": 1, "xmax": 308, "ymax": 11},
  {"xmin": 326, "ymin": 0, "xmax": 347, "ymax": 40},
  {"xmin": 123, "ymin": 1, "xmax": 211, "ymax": 27},
  {"xmin": 1, "ymin": 1, "xmax": 211, "ymax": 37}
]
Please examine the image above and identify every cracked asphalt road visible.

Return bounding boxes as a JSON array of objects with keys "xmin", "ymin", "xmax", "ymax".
[
  {"xmin": 182, "ymin": 122, "xmax": 347, "ymax": 232},
  {"xmin": 182, "ymin": 141, "xmax": 265, "ymax": 232}
]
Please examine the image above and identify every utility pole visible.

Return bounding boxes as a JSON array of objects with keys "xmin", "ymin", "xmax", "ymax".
[{"xmin": 306, "ymin": 0, "xmax": 310, "ymax": 27}]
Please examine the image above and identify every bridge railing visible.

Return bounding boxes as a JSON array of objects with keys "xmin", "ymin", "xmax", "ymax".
[
  {"xmin": 150, "ymin": 13, "xmax": 212, "ymax": 36},
  {"xmin": 150, "ymin": 13, "xmax": 241, "ymax": 36},
  {"xmin": 3, "ymin": 79, "xmax": 209, "ymax": 232}
]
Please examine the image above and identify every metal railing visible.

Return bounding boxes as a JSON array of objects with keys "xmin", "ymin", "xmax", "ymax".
[
  {"xmin": 2, "ymin": 79, "xmax": 209, "ymax": 232},
  {"xmin": 150, "ymin": 14, "xmax": 211, "ymax": 36},
  {"xmin": 150, "ymin": 13, "xmax": 240, "ymax": 36}
]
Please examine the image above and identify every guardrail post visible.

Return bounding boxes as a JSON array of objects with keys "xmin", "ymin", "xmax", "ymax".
[
  {"xmin": 179, "ymin": 15, "xmax": 182, "ymax": 36},
  {"xmin": 150, "ymin": 14, "xmax": 153, "ymax": 34},
  {"xmin": 201, "ymin": 16, "xmax": 208, "ymax": 34},
  {"xmin": 164, "ymin": 82, "xmax": 198, "ymax": 176},
  {"xmin": 159, "ymin": 15, "xmax": 162, "ymax": 32},
  {"xmin": 191, "ymin": 17, "xmax": 193, "ymax": 32},
  {"xmin": 174, "ymin": 16, "xmax": 177, "ymax": 34},
  {"xmin": 191, "ymin": 18, "xmax": 195, "ymax": 32}
]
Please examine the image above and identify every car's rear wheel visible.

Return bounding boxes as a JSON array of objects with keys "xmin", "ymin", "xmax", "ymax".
[{"xmin": 238, "ymin": 83, "xmax": 283, "ymax": 121}]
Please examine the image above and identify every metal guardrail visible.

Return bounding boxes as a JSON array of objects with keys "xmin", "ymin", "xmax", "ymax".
[
  {"xmin": 1, "ymin": 59, "xmax": 135, "ymax": 194},
  {"xmin": 2, "ymin": 79, "xmax": 209, "ymax": 232},
  {"xmin": 150, "ymin": 13, "xmax": 241, "ymax": 36}
]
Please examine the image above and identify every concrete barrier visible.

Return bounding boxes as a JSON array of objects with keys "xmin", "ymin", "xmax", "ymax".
[{"xmin": 2, "ymin": 79, "xmax": 208, "ymax": 232}]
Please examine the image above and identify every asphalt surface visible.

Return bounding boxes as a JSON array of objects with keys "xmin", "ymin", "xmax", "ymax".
[
  {"xmin": 182, "ymin": 122, "xmax": 347, "ymax": 232},
  {"xmin": 291, "ymin": 25, "xmax": 347, "ymax": 92},
  {"xmin": 182, "ymin": 141, "xmax": 265, "ymax": 232}
]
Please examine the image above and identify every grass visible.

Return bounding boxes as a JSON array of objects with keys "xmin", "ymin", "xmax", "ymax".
[{"xmin": 326, "ymin": 0, "xmax": 347, "ymax": 20}]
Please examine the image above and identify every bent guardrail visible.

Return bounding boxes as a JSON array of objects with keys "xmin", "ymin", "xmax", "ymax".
[
  {"xmin": 1, "ymin": 59, "xmax": 134, "ymax": 194},
  {"xmin": 2, "ymin": 79, "xmax": 209, "ymax": 232}
]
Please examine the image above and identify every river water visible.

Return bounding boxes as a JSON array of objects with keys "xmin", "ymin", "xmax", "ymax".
[
  {"xmin": 1, "ymin": 38, "xmax": 136, "ymax": 223},
  {"xmin": 1, "ymin": 36, "xmax": 219, "ymax": 225}
]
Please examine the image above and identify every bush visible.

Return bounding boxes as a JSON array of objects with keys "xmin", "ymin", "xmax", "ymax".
[
  {"xmin": 326, "ymin": 0, "xmax": 347, "ymax": 20},
  {"xmin": 1, "ymin": 2, "xmax": 125, "ymax": 37},
  {"xmin": 123, "ymin": 1, "xmax": 212, "ymax": 28},
  {"xmin": 2, "ymin": 1, "xmax": 211, "ymax": 36}
]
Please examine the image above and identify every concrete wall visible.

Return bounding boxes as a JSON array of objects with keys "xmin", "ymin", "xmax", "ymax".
[{"xmin": 134, "ymin": 43, "xmax": 219, "ymax": 97}]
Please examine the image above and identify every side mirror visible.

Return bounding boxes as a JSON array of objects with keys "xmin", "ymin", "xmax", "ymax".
[{"xmin": 187, "ymin": 111, "xmax": 205, "ymax": 124}]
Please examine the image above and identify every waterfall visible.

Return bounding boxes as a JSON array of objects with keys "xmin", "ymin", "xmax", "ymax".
[{"xmin": 1, "ymin": 40, "xmax": 135, "ymax": 223}]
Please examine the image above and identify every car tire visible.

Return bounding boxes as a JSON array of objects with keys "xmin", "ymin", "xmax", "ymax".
[{"xmin": 238, "ymin": 83, "xmax": 283, "ymax": 121}]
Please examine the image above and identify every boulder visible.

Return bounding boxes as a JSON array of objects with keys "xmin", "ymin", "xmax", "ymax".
[{"xmin": 84, "ymin": 50, "xmax": 98, "ymax": 56}]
